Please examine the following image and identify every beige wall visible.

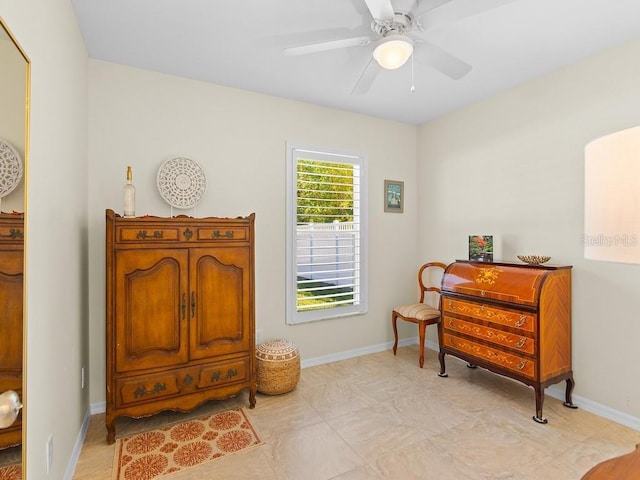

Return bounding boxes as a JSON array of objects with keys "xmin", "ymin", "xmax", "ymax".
[
  {"xmin": 87, "ymin": 60, "xmax": 420, "ymax": 405},
  {"xmin": 1, "ymin": 0, "xmax": 89, "ymax": 478},
  {"xmin": 418, "ymin": 38, "xmax": 640, "ymax": 421}
]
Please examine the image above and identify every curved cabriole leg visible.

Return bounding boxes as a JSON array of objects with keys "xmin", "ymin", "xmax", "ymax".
[
  {"xmin": 106, "ymin": 422, "xmax": 116, "ymax": 445},
  {"xmin": 391, "ymin": 312, "xmax": 399, "ymax": 356},
  {"xmin": 249, "ymin": 387, "xmax": 256, "ymax": 409},
  {"xmin": 437, "ymin": 350, "xmax": 448, "ymax": 377},
  {"xmin": 533, "ymin": 385, "xmax": 547, "ymax": 424},
  {"xmin": 563, "ymin": 376, "xmax": 578, "ymax": 409},
  {"xmin": 418, "ymin": 321, "xmax": 426, "ymax": 368}
]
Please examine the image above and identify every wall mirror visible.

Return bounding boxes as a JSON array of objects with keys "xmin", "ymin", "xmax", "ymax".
[{"xmin": 0, "ymin": 14, "xmax": 29, "ymax": 480}]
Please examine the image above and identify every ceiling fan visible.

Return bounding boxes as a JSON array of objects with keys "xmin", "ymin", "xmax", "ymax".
[{"xmin": 284, "ymin": 0, "xmax": 515, "ymax": 93}]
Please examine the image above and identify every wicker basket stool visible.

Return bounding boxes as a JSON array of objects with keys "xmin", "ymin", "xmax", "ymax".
[{"xmin": 256, "ymin": 339, "xmax": 300, "ymax": 395}]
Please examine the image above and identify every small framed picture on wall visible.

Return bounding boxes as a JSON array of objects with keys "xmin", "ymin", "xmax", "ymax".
[{"xmin": 384, "ymin": 180, "xmax": 404, "ymax": 213}]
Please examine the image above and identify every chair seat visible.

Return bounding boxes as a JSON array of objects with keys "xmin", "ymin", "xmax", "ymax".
[{"xmin": 394, "ymin": 303, "xmax": 440, "ymax": 321}]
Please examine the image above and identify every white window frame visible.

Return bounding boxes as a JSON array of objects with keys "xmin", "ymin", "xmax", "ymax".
[{"xmin": 286, "ymin": 141, "xmax": 368, "ymax": 325}]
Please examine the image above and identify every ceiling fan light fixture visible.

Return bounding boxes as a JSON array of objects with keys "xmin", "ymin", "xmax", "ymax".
[{"xmin": 373, "ymin": 34, "xmax": 414, "ymax": 70}]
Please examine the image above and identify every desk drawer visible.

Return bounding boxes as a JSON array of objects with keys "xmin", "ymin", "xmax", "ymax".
[
  {"xmin": 444, "ymin": 316, "xmax": 535, "ymax": 354},
  {"xmin": 442, "ymin": 333, "xmax": 536, "ymax": 380},
  {"xmin": 443, "ymin": 297, "xmax": 535, "ymax": 333}
]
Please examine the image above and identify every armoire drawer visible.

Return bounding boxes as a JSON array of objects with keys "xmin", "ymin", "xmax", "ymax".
[
  {"xmin": 197, "ymin": 357, "xmax": 251, "ymax": 389},
  {"xmin": 116, "ymin": 370, "xmax": 184, "ymax": 407},
  {"xmin": 116, "ymin": 226, "xmax": 181, "ymax": 242},
  {"xmin": 442, "ymin": 333, "xmax": 536, "ymax": 380},
  {"xmin": 195, "ymin": 226, "xmax": 249, "ymax": 242},
  {"xmin": 115, "ymin": 356, "xmax": 252, "ymax": 408},
  {"xmin": 443, "ymin": 297, "xmax": 536, "ymax": 333},
  {"xmin": 443, "ymin": 316, "xmax": 536, "ymax": 355}
]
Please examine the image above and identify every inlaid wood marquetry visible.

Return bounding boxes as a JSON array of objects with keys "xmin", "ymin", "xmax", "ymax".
[
  {"xmin": 444, "ymin": 317, "xmax": 536, "ymax": 354},
  {"xmin": 443, "ymin": 298, "xmax": 536, "ymax": 333},
  {"xmin": 105, "ymin": 209, "xmax": 256, "ymax": 444},
  {"xmin": 438, "ymin": 260, "xmax": 576, "ymax": 424},
  {"xmin": 442, "ymin": 333, "xmax": 536, "ymax": 378}
]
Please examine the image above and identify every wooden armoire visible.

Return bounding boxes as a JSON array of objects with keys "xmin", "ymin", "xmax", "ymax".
[
  {"xmin": 0, "ymin": 213, "xmax": 24, "ymax": 450},
  {"xmin": 105, "ymin": 209, "xmax": 256, "ymax": 444}
]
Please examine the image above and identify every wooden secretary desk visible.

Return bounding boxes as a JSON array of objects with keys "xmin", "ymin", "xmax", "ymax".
[
  {"xmin": 105, "ymin": 209, "xmax": 256, "ymax": 444},
  {"xmin": 437, "ymin": 260, "xmax": 577, "ymax": 423}
]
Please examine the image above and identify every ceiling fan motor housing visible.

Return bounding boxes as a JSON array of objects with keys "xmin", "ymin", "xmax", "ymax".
[{"xmin": 371, "ymin": 12, "xmax": 413, "ymax": 37}]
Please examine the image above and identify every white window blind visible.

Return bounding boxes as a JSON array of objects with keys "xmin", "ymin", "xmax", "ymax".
[{"xmin": 286, "ymin": 143, "xmax": 368, "ymax": 324}]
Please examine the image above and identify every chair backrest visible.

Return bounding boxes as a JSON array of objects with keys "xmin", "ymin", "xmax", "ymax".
[{"xmin": 418, "ymin": 262, "xmax": 448, "ymax": 304}]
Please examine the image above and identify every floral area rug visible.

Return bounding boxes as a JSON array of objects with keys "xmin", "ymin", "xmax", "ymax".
[
  {"xmin": 0, "ymin": 464, "xmax": 21, "ymax": 480},
  {"xmin": 112, "ymin": 408, "xmax": 262, "ymax": 480}
]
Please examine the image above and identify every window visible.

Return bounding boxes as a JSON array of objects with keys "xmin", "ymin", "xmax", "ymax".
[{"xmin": 286, "ymin": 142, "xmax": 368, "ymax": 324}]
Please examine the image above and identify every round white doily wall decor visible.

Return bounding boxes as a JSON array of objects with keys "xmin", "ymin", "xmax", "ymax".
[
  {"xmin": 156, "ymin": 157, "xmax": 207, "ymax": 209},
  {"xmin": 0, "ymin": 138, "xmax": 23, "ymax": 199}
]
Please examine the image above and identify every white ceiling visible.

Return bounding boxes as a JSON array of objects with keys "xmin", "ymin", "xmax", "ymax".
[{"xmin": 71, "ymin": 0, "xmax": 640, "ymax": 125}]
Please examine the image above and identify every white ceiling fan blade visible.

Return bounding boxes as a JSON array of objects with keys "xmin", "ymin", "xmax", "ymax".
[
  {"xmin": 363, "ymin": 0, "xmax": 395, "ymax": 21},
  {"xmin": 414, "ymin": 41, "xmax": 472, "ymax": 79},
  {"xmin": 417, "ymin": 0, "xmax": 516, "ymax": 29},
  {"xmin": 352, "ymin": 57, "xmax": 380, "ymax": 95},
  {"xmin": 284, "ymin": 36, "xmax": 371, "ymax": 56}
]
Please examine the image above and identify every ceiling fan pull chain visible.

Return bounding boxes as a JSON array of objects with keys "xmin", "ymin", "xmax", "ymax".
[{"xmin": 410, "ymin": 53, "xmax": 416, "ymax": 93}]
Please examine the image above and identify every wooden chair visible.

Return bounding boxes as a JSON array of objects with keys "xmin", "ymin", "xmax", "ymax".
[{"xmin": 392, "ymin": 262, "xmax": 447, "ymax": 368}]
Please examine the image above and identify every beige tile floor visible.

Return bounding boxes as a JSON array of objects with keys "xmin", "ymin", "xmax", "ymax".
[{"xmin": 72, "ymin": 346, "xmax": 640, "ymax": 479}]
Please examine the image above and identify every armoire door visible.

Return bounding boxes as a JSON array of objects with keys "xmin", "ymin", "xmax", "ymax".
[
  {"xmin": 114, "ymin": 248, "xmax": 190, "ymax": 373},
  {"xmin": 189, "ymin": 247, "xmax": 251, "ymax": 360}
]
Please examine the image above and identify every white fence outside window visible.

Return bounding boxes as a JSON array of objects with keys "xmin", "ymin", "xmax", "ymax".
[{"xmin": 296, "ymin": 222, "xmax": 358, "ymax": 288}]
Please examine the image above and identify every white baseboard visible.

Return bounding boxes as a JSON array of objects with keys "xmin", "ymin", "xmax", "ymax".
[
  {"xmin": 64, "ymin": 405, "xmax": 92, "ymax": 480},
  {"xmin": 91, "ymin": 400, "xmax": 106, "ymax": 415}
]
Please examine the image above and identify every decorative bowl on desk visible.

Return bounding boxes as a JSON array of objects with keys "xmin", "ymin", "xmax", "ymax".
[{"xmin": 517, "ymin": 255, "xmax": 551, "ymax": 265}]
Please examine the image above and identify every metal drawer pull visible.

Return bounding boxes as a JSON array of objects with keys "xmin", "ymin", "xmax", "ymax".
[
  {"xmin": 515, "ymin": 337, "xmax": 526, "ymax": 348},
  {"xmin": 515, "ymin": 315, "xmax": 527, "ymax": 327},
  {"xmin": 136, "ymin": 230, "xmax": 163, "ymax": 240},
  {"xmin": 191, "ymin": 292, "xmax": 196, "ymax": 317},
  {"xmin": 213, "ymin": 230, "xmax": 234, "ymax": 239},
  {"xmin": 449, "ymin": 319, "xmax": 455, "ymax": 328},
  {"xmin": 480, "ymin": 305, "xmax": 486, "ymax": 312},
  {"xmin": 448, "ymin": 301, "xmax": 456, "ymax": 312},
  {"xmin": 211, "ymin": 369, "xmax": 238, "ymax": 382},
  {"xmin": 134, "ymin": 383, "xmax": 167, "ymax": 398},
  {"xmin": 516, "ymin": 360, "xmax": 527, "ymax": 370},
  {"xmin": 0, "ymin": 228, "xmax": 23, "ymax": 239}
]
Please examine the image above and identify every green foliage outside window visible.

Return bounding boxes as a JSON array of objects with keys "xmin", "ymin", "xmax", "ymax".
[{"xmin": 297, "ymin": 159, "xmax": 354, "ymax": 223}]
